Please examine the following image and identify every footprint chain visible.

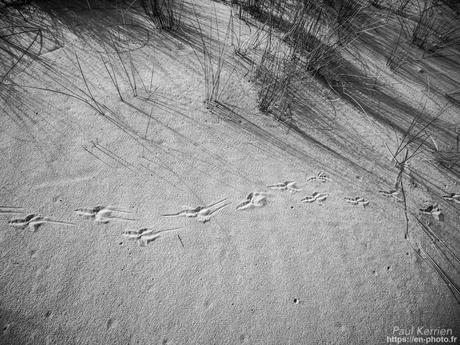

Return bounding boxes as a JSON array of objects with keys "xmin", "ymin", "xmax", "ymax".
[{"xmin": 4, "ymin": 171, "xmax": 451, "ymax": 246}]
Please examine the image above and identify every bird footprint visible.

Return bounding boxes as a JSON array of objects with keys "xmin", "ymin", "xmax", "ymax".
[
  {"xmin": 122, "ymin": 227, "xmax": 182, "ymax": 246},
  {"xmin": 8, "ymin": 214, "xmax": 75, "ymax": 232},
  {"xmin": 236, "ymin": 192, "xmax": 267, "ymax": 210},
  {"xmin": 419, "ymin": 204, "xmax": 443, "ymax": 221},
  {"xmin": 267, "ymin": 181, "xmax": 301, "ymax": 193},
  {"xmin": 74, "ymin": 206, "xmax": 134, "ymax": 224},
  {"xmin": 345, "ymin": 197, "xmax": 370, "ymax": 207},
  {"xmin": 443, "ymin": 193, "xmax": 460, "ymax": 204},
  {"xmin": 161, "ymin": 198, "xmax": 229, "ymax": 223},
  {"xmin": 301, "ymin": 192, "xmax": 329, "ymax": 204},
  {"xmin": 306, "ymin": 171, "xmax": 328, "ymax": 183},
  {"xmin": 378, "ymin": 189, "xmax": 403, "ymax": 202},
  {"xmin": 196, "ymin": 202, "xmax": 230, "ymax": 223}
]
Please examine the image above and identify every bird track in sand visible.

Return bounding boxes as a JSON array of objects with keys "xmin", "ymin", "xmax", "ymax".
[
  {"xmin": 301, "ymin": 192, "xmax": 329, "ymax": 205},
  {"xmin": 8, "ymin": 175, "xmax": 436, "ymax": 241},
  {"xmin": 419, "ymin": 204, "xmax": 443, "ymax": 221},
  {"xmin": 344, "ymin": 197, "xmax": 370, "ymax": 207},
  {"xmin": 8, "ymin": 214, "xmax": 75, "ymax": 232},
  {"xmin": 267, "ymin": 181, "xmax": 302, "ymax": 193},
  {"xmin": 378, "ymin": 189, "xmax": 403, "ymax": 202},
  {"xmin": 236, "ymin": 192, "xmax": 268, "ymax": 210},
  {"xmin": 306, "ymin": 171, "xmax": 328, "ymax": 183},
  {"xmin": 161, "ymin": 198, "xmax": 229, "ymax": 223},
  {"xmin": 122, "ymin": 227, "xmax": 183, "ymax": 246},
  {"xmin": 74, "ymin": 206, "xmax": 135, "ymax": 223},
  {"xmin": 443, "ymin": 193, "xmax": 460, "ymax": 204}
]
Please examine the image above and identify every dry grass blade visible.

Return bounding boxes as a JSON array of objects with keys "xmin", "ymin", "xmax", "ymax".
[{"xmin": 192, "ymin": 6, "xmax": 235, "ymax": 105}]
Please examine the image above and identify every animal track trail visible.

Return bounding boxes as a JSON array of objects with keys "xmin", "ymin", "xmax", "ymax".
[
  {"xmin": 8, "ymin": 214, "xmax": 75, "ymax": 232},
  {"xmin": 306, "ymin": 171, "xmax": 329, "ymax": 183},
  {"xmin": 344, "ymin": 197, "xmax": 370, "ymax": 208},
  {"xmin": 236, "ymin": 192, "xmax": 268, "ymax": 211},
  {"xmin": 196, "ymin": 202, "xmax": 230, "ymax": 223},
  {"xmin": 267, "ymin": 181, "xmax": 301, "ymax": 193},
  {"xmin": 74, "ymin": 206, "xmax": 135, "ymax": 224},
  {"xmin": 8, "ymin": 214, "xmax": 37, "ymax": 228},
  {"xmin": 161, "ymin": 198, "xmax": 229, "ymax": 223},
  {"xmin": 443, "ymin": 193, "xmax": 460, "ymax": 204},
  {"xmin": 161, "ymin": 198, "xmax": 227, "ymax": 218},
  {"xmin": 122, "ymin": 227, "xmax": 183, "ymax": 246},
  {"xmin": 301, "ymin": 192, "xmax": 329, "ymax": 205},
  {"xmin": 378, "ymin": 189, "xmax": 403, "ymax": 202},
  {"xmin": 419, "ymin": 204, "xmax": 444, "ymax": 221}
]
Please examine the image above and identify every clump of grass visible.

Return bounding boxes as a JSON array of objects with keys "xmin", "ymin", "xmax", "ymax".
[
  {"xmin": 238, "ymin": 0, "xmax": 265, "ymax": 19},
  {"xmin": 0, "ymin": 27, "xmax": 42, "ymax": 85},
  {"xmin": 239, "ymin": 0, "xmax": 365, "ymax": 117},
  {"xmin": 141, "ymin": 0, "xmax": 182, "ymax": 31},
  {"xmin": 386, "ymin": 25, "xmax": 408, "ymax": 70},
  {"xmin": 335, "ymin": 0, "xmax": 367, "ymax": 26},
  {"xmin": 193, "ymin": 8, "xmax": 236, "ymax": 106},
  {"xmin": 255, "ymin": 37, "xmax": 297, "ymax": 115},
  {"xmin": 393, "ymin": 0, "xmax": 413, "ymax": 16},
  {"xmin": 370, "ymin": 0, "xmax": 384, "ymax": 8},
  {"xmin": 411, "ymin": 0, "xmax": 438, "ymax": 51},
  {"xmin": 434, "ymin": 18, "xmax": 460, "ymax": 53}
]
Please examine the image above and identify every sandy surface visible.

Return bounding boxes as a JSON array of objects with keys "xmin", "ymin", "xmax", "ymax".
[{"xmin": 1, "ymin": 1, "xmax": 460, "ymax": 344}]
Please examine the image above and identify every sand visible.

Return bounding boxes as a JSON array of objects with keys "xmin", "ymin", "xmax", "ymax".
[{"xmin": 1, "ymin": 0, "xmax": 460, "ymax": 344}]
